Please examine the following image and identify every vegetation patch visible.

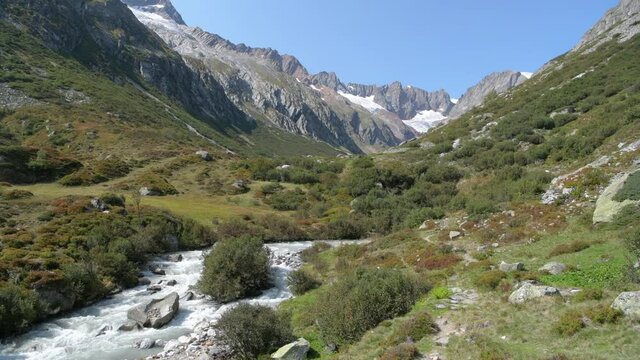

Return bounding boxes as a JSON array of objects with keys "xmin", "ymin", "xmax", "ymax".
[{"xmin": 199, "ymin": 236, "xmax": 271, "ymax": 303}]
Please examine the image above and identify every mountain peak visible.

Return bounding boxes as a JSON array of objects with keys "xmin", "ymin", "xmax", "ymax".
[
  {"xmin": 573, "ymin": 0, "xmax": 640, "ymax": 53},
  {"xmin": 122, "ymin": 0, "xmax": 186, "ymax": 25}
]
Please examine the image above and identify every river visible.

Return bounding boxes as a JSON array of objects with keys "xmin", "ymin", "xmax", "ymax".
[{"xmin": 0, "ymin": 240, "xmax": 364, "ymax": 360}]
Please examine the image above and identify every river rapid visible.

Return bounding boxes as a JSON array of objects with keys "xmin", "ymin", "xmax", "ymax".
[{"xmin": 0, "ymin": 241, "xmax": 363, "ymax": 360}]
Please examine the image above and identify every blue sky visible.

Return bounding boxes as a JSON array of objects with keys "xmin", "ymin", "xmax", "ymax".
[{"xmin": 173, "ymin": 0, "xmax": 618, "ymax": 97}]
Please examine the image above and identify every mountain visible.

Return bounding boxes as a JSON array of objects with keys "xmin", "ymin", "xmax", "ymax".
[
  {"xmin": 124, "ymin": 0, "xmax": 423, "ymax": 153},
  {"xmin": 573, "ymin": 0, "xmax": 640, "ymax": 53},
  {"xmin": 446, "ymin": 70, "xmax": 532, "ymax": 119}
]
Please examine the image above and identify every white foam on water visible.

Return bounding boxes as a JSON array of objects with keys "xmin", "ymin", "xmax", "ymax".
[{"xmin": 0, "ymin": 240, "xmax": 367, "ymax": 360}]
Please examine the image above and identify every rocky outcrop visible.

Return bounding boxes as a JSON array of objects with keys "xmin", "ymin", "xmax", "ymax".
[
  {"xmin": 499, "ymin": 262, "xmax": 525, "ymax": 273},
  {"xmin": 1, "ymin": 0, "xmax": 253, "ymax": 134},
  {"xmin": 448, "ymin": 71, "xmax": 530, "ymax": 119},
  {"xmin": 127, "ymin": 292, "xmax": 179, "ymax": 328},
  {"xmin": 612, "ymin": 291, "xmax": 640, "ymax": 317},
  {"xmin": 573, "ymin": 0, "xmax": 640, "ymax": 53},
  {"xmin": 32, "ymin": 279, "xmax": 76, "ymax": 316},
  {"xmin": 539, "ymin": 262, "xmax": 567, "ymax": 275},
  {"xmin": 508, "ymin": 282, "xmax": 561, "ymax": 304},
  {"xmin": 271, "ymin": 338, "xmax": 310, "ymax": 360}
]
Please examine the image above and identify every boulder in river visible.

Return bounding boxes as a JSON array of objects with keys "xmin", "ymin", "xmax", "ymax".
[
  {"xmin": 149, "ymin": 264, "xmax": 166, "ymax": 275},
  {"xmin": 612, "ymin": 291, "xmax": 640, "ymax": 317},
  {"xmin": 138, "ymin": 277, "xmax": 151, "ymax": 286},
  {"xmin": 136, "ymin": 338, "xmax": 155, "ymax": 349},
  {"xmin": 118, "ymin": 320, "xmax": 142, "ymax": 332},
  {"xmin": 271, "ymin": 338, "xmax": 310, "ymax": 360},
  {"xmin": 166, "ymin": 254, "xmax": 183, "ymax": 262},
  {"xmin": 166, "ymin": 279, "xmax": 177, "ymax": 286},
  {"xmin": 127, "ymin": 292, "xmax": 179, "ymax": 329}
]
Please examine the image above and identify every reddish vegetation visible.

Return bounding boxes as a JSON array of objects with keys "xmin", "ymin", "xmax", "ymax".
[{"xmin": 415, "ymin": 253, "xmax": 461, "ymax": 271}]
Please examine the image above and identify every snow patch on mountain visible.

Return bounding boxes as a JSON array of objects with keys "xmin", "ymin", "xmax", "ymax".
[
  {"xmin": 451, "ymin": 98, "xmax": 459, "ymax": 104},
  {"xmin": 402, "ymin": 110, "xmax": 447, "ymax": 133},
  {"xmin": 520, "ymin": 72, "xmax": 534, "ymax": 79},
  {"xmin": 338, "ymin": 92, "xmax": 385, "ymax": 112},
  {"xmin": 129, "ymin": 6, "xmax": 182, "ymax": 32}
]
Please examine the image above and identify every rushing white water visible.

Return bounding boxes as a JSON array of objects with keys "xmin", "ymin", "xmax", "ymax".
[{"xmin": 0, "ymin": 240, "xmax": 365, "ymax": 360}]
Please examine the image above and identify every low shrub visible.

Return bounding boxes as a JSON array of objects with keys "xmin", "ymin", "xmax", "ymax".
[
  {"xmin": 316, "ymin": 269, "xmax": 426, "ymax": 344},
  {"xmin": 269, "ymin": 189, "xmax": 306, "ymax": 211},
  {"xmin": 474, "ymin": 270, "xmax": 507, "ymax": 290},
  {"xmin": 379, "ymin": 342, "xmax": 418, "ymax": 360},
  {"xmin": 1, "ymin": 190, "xmax": 34, "ymax": 200},
  {"xmin": 573, "ymin": 288, "xmax": 604, "ymax": 302},
  {"xmin": 300, "ymin": 242, "xmax": 331, "ymax": 262},
  {"xmin": 585, "ymin": 305, "xmax": 623, "ymax": 324},
  {"xmin": 256, "ymin": 216, "xmax": 308, "ymax": 242},
  {"xmin": 99, "ymin": 193, "xmax": 126, "ymax": 207},
  {"xmin": 214, "ymin": 304, "xmax": 294, "ymax": 360},
  {"xmin": 431, "ymin": 286, "xmax": 453, "ymax": 300},
  {"xmin": 386, "ymin": 312, "xmax": 439, "ymax": 346},
  {"xmin": 553, "ymin": 310, "xmax": 585, "ymax": 336},
  {"xmin": 199, "ymin": 236, "xmax": 271, "ymax": 303},
  {"xmin": 549, "ymin": 240, "xmax": 591, "ymax": 257},
  {"xmin": 286, "ymin": 269, "xmax": 320, "ymax": 295},
  {"xmin": 0, "ymin": 284, "xmax": 41, "ymax": 337},
  {"xmin": 415, "ymin": 253, "xmax": 461, "ymax": 271}
]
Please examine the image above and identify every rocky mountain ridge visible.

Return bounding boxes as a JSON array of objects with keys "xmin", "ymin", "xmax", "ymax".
[
  {"xmin": 573, "ymin": 0, "xmax": 640, "ymax": 53},
  {"xmin": 123, "ymin": 0, "xmax": 532, "ymax": 146},
  {"xmin": 447, "ymin": 70, "xmax": 532, "ymax": 119}
]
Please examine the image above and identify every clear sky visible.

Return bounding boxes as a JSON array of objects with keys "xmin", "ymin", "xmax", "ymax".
[{"xmin": 172, "ymin": 0, "xmax": 619, "ymax": 97}]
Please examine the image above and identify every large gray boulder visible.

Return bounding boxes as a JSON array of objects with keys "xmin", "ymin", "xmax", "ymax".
[
  {"xmin": 127, "ymin": 292, "xmax": 179, "ymax": 329},
  {"xmin": 508, "ymin": 283, "xmax": 561, "ymax": 304},
  {"xmin": 612, "ymin": 292, "xmax": 640, "ymax": 317},
  {"xmin": 539, "ymin": 262, "xmax": 567, "ymax": 275},
  {"xmin": 271, "ymin": 338, "xmax": 310, "ymax": 360},
  {"xmin": 499, "ymin": 261, "xmax": 524, "ymax": 272}
]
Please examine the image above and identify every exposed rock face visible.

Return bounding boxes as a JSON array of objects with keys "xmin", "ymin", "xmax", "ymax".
[
  {"xmin": 127, "ymin": 292, "xmax": 179, "ymax": 328},
  {"xmin": 0, "ymin": 83, "xmax": 43, "ymax": 110},
  {"xmin": 508, "ymin": 282, "xmax": 561, "ymax": 304},
  {"xmin": 32, "ymin": 279, "xmax": 76, "ymax": 315},
  {"xmin": 573, "ymin": 0, "xmax": 640, "ymax": 53},
  {"xmin": 2, "ymin": 0, "xmax": 253, "ymax": 134},
  {"xmin": 447, "ymin": 71, "xmax": 530, "ymax": 119},
  {"xmin": 271, "ymin": 338, "xmax": 310, "ymax": 360},
  {"xmin": 612, "ymin": 291, "xmax": 640, "ymax": 317}
]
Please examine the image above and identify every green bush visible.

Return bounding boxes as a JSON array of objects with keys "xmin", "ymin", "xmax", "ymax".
[
  {"xmin": 474, "ymin": 270, "xmax": 507, "ymax": 290},
  {"xmin": 269, "ymin": 188, "xmax": 306, "ymax": 211},
  {"xmin": 199, "ymin": 236, "xmax": 271, "ymax": 303},
  {"xmin": 316, "ymin": 269, "xmax": 425, "ymax": 344},
  {"xmin": 286, "ymin": 269, "xmax": 320, "ymax": 295},
  {"xmin": 99, "ymin": 193, "xmax": 125, "ymax": 207},
  {"xmin": 214, "ymin": 304, "xmax": 294, "ymax": 360},
  {"xmin": 386, "ymin": 312, "xmax": 439, "ymax": 346},
  {"xmin": 1, "ymin": 189, "xmax": 34, "ymax": 200},
  {"xmin": 585, "ymin": 305, "xmax": 623, "ymax": 324},
  {"xmin": 431, "ymin": 286, "xmax": 453, "ymax": 300},
  {"xmin": 0, "ymin": 284, "xmax": 41, "ymax": 337},
  {"xmin": 379, "ymin": 342, "xmax": 418, "ymax": 360},
  {"xmin": 573, "ymin": 288, "xmax": 604, "ymax": 302},
  {"xmin": 553, "ymin": 311, "xmax": 584, "ymax": 336}
]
